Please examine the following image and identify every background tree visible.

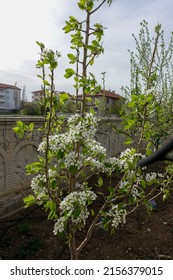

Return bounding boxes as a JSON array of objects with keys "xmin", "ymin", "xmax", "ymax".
[{"xmin": 121, "ymin": 20, "xmax": 173, "ymax": 152}]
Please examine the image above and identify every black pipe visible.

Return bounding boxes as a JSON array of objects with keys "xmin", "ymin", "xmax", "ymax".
[{"xmin": 137, "ymin": 138, "xmax": 173, "ymax": 167}]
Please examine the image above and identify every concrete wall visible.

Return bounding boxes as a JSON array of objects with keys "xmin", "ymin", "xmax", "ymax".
[{"xmin": 0, "ymin": 116, "xmax": 126, "ymax": 218}]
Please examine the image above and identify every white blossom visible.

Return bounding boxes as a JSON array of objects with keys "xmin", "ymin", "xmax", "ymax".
[
  {"xmin": 107, "ymin": 205, "xmax": 127, "ymax": 229},
  {"xmin": 118, "ymin": 148, "xmax": 145, "ymax": 170},
  {"xmin": 38, "ymin": 139, "xmax": 46, "ymax": 153},
  {"xmin": 131, "ymin": 185, "xmax": 140, "ymax": 199},
  {"xmin": 145, "ymin": 172, "xmax": 163, "ymax": 182},
  {"xmin": 64, "ymin": 151, "xmax": 83, "ymax": 170},
  {"xmin": 31, "ymin": 174, "xmax": 47, "ymax": 199},
  {"xmin": 53, "ymin": 190, "xmax": 97, "ymax": 234}
]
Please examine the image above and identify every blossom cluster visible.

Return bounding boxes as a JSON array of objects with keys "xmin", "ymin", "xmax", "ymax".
[
  {"xmin": 53, "ymin": 190, "xmax": 97, "ymax": 234},
  {"xmin": 118, "ymin": 170, "xmax": 142, "ymax": 200},
  {"xmin": 31, "ymin": 168, "xmax": 58, "ymax": 200},
  {"xmin": 31, "ymin": 174, "xmax": 47, "ymax": 200},
  {"xmin": 107, "ymin": 205, "xmax": 127, "ymax": 229},
  {"xmin": 145, "ymin": 172, "xmax": 163, "ymax": 182},
  {"xmin": 38, "ymin": 113, "xmax": 99, "ymax": 154},
  {"xmin": 118, "ymin": 168, "xmax": 164, "ymax": 200},
  {"xmin": 38, "ymin": 112, "xmax": 113, "ymax": 174},
  {"xmin": 67, "ymin": 113, "xmax": 98, "ymax": 142},
  {"xmin": 117, "ymin": 148, "xmax": 145, "ymax": 170},
  {"xmin": 40, "ymin": 48, "xmax": 61, "ymax": 62}
]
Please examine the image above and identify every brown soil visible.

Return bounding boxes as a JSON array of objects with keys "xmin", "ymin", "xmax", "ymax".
[{"xmin": 1, "ymin": 170, "xmax": 173, "ymax": 260}]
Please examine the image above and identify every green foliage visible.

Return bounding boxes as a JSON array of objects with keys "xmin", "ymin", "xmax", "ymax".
[
  {"xmin": 24, "ymin": 195, "xmax": 36, "ymax": 208},
  {"xmin": 13, "ymin": 121, "xmax": 34, "ymax": 139},
  {"xmin": 121, "ymin": 20, "xmax": 173, "ymax": 149},
  {"xmin": 64, "ymin": 68, "xmax": 75, "ymax": 78}
]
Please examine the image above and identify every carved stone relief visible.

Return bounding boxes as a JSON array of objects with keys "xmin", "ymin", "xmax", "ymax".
[
  {"xmin": 14, "ymin": 142, "xmax": 38, "ymax": 186},
  {"xmin": 0, "ymin": 152, "xmax": 5, "ymax": 189}
]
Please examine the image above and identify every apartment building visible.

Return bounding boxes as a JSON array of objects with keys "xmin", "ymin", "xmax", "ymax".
[{"xmin": 0, "ymin": 83, "xmax": 21, "ymax": 112}]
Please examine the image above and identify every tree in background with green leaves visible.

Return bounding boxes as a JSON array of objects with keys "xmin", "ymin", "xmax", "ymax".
[{"xmin": 121, "ymin": 20, "xmax": 173, "ymax": 152}]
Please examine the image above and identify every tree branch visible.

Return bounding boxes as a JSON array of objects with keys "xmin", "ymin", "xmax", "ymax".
[{"xmin": 90, "ymin": 0, "xmax": 107, "ymax": 15}]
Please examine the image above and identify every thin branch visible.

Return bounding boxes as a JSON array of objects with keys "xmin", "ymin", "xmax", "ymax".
[
  {"xmin": 90, "ymin": 0, "xmax": 107, "ymax": 15},
  {"xmin": 77, "ymin": 202, "xmax": 107, "ymax": 254},
  {"xmin": 147, "ymin": 29, "xmax": 161, "ymax": 89}
]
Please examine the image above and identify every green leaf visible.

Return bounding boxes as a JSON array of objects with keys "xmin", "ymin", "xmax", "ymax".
[
  {"xmin": 37, "ymin": 75, "xmax": 43, "ymax": 79},
  {"xmin": 13, "ymin": 127, "xmax": 23, "ymax": 134},
  {"xmin": 26, "ymin": 162, "xmax": 43, "ymax": 174},
  {"xmin": 50, "ymin": 61, "xmax": 58, "ymax": 71},
  {"xmin": 89, "ymin": 57, "xmax": 94, "ymax": 65},
  {"xmin": 124, "ymin": 140, "xmax": 133, "ymax": 145},
  {"xmin": 78, "ymin": 0, "xmax": 86, "ymax": 10},
  {"xmin": 87, "ymin": 0, "xmax": 94, "ymax": 11},
  {"xmin": 63, "ymin": 23, "xmax": 71, "ymax": 34},
  {"xmin": 51, "ymin": 180, "xmax": 57, "ymax": 189},
  {"xmin": 36, "ymin": 41, "xmax": 45, "ymax": 49},
  {"xmin": 87, "ymin": 45, "xmax": 96, "ymax": 52},
  {"xmin": 57, "ymin": 231, "xmax": 65, "ymax": 238},
  {"xmin": 13, "ymin": 126, "xmax": 25, "ymax": 138},
  {"xmin": 64, "ymin": 68, "xmax": 75, "ymax": 79},
  {"xmin": 48, "ymin": 211, "xmax": 57, "ymax": 220},
  {"xmin": 56, "ymin": 150, "xmax": 65, "ymax": 160},
  {"xmin": 85, "ymin": 97, "xmax": 93, "ymax": 101},
  {"xmin": 16, "ymin": 120, "xmax": 24, "ymax": 127},
  {"xmin": 49, "ymin": 200, "xmax": 56, "ymax": 212},
  {"xmin": 44, "ymin": 201, "xmax": 50, "ymax": 212},
  {"xmin": 69, "ymin": 16, "xmax": 77, "ymax": 23},
  {"xmin": 141, "ymin": 179, "xmax": 146, "ymax": 189},
  {"xmin": 29, "ymin": 122, "xmax": 34, "ymax": 131},
  {"xmin": 59, "ymin": 93, "xmax": 70, "ymax": 104},
  {"xmin": 43, "ymin": 80, "xmax": 50, "ymax": 86},
  {"xmin": 73, "ymin": 208, "xmax": 81, "ymax": 219},
  {"xmin": 98, "ymin": 176, "xmax": 103, "ymax": 187},
  {"xmin": 67, "ymin": 53, "xmax": 76, "ymax": 61},
  {"xmin": 36, "ymin": 60, "xmax": 44, "ymax": 68},
  {"xmin": 69, "ymin": 165, "xmax": 78, "ymax": 173},
  {"xmin": 128, "ymin": 196, "xmax": 135, "ymax": 205},
  {"xmin": 24, "ymin": 195, "xmax": 36, "ymax": 207},
  {"xmin": 102, "ymin": 217, "xmax": 110, "ymax": 230}
]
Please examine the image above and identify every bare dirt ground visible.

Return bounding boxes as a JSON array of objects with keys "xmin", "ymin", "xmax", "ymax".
[{"xmin": 1, "ymin": 169, "xmax": 173, "ymax": 260}]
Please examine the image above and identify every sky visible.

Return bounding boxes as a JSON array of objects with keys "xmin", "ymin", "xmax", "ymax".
[{"xmin": 0, "ymin": 0, "xmax": 173, "ymax": 101}]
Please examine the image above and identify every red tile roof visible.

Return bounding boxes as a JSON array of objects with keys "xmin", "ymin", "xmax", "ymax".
[
  {"xmin": 95, "ymin": 90, "xmax": 122, "ymax": 99},
  {"xmin": 78, "ymin": 89, "xmax": 122, "ymax": 100},
  {"xmin": 0, "ymin": 83, "xmax": 21, "ymax": 90}
]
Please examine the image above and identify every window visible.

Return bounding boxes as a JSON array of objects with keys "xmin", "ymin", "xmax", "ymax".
[{"xmin": 106, "ymin": 97, "xmax": 110, "ymax": 104}]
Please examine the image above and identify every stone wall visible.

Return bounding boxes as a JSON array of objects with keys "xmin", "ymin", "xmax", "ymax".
[
  {"xmin": 0, "ymin": 116, "xmax": 44, "ymax": 218},
  {"xmin": 0, "ymin": 116, "xmax": 126, "ymax": 218}
]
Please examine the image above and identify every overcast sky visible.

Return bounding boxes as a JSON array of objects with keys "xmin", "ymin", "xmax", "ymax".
[{"xmin": 0, "ymin": 0, "xmax": 173, "ymax": 100}]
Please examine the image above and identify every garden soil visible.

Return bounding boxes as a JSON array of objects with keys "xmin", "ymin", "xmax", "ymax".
[{"xmin": 1, "ymin": 167, "xmax": 173, "ymax": 260}]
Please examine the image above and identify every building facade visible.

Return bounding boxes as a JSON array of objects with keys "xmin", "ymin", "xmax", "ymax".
[
  {"xmin": 31, "ymin": 89, "xmax": 44, "ymax": 102},
  {"xmin": 0, "ymin": 83, "xmax": 21, "ymax": 113},
  {"xmin": 78, "ymin": 89, "xmax": 124, "ymax": 116},
  {"xmin": 32, "ymin": 89, "xmax": 63, "ymax": 102}
]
